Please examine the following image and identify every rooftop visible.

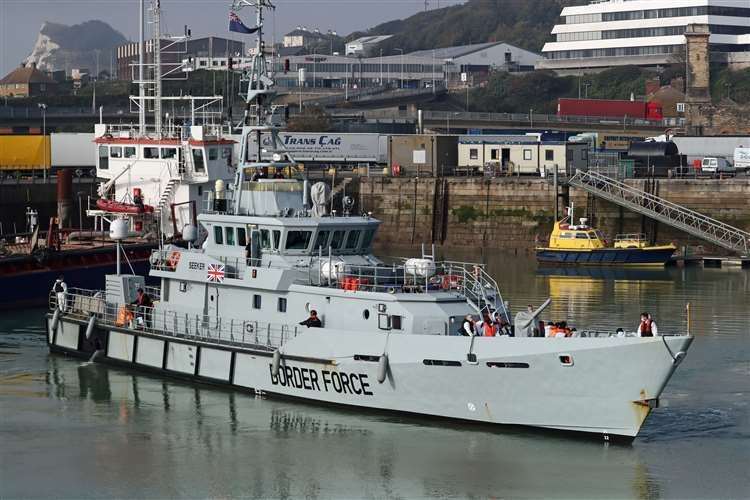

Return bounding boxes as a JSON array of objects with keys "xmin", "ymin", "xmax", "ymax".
[{"xmin": 0, "ymin": 64, "xmax": 55, "ymax": 85}]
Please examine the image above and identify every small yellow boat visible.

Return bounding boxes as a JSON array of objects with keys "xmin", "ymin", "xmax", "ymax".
[{"xmin": 536, "ymin": 207, "xmax": 676, "ymax": 266}]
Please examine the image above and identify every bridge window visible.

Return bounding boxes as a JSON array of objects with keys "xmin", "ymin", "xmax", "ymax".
[
  {"xmin": 110, "ymin": 146, "xmax": 122, "ymax": 158},
  {"xmin": 161, "ymin": 147, "xmax": 177, "ymax": 159},
  {"xmin": 523, "ymin": 149, "xmax": 532, "ymax": 161},
  {"xmin": 144, "ymin": 147, "xmax": 159, "ymax": 159},
  {"xmin": 278, "ymin": 297, "xmax": 287, "ymax": 313},
  {"xmin": 490, "ymin": 149, "xmax": 499, "ymax": 160},
  {"xmin": 260, "ymin": 229, "xmax": 272, "ymax": 249},
  {"xmin": 469, "ymin": 148, "xmax": 479, "ymax": 160},
  {"xmin": 391, "ymin": 315, "xmax": 402, "ymax": 330},
  {"xmin": 314, "ymin": 230, "xmax": 330, "ymax": 251},
  {"xmin": 273, "ymin": 230, "xmax": 281, "ymax": 250},
  {"xmin": 286, "ymin": 230, "xmax": 312, "ymax": 251},
  {"xmin": 545, "ymin": 150, "xmax": 554, "ymax": 161},
  {"xmin": 124, "ymin": 147, "xmax": 136, "ymax": 158},
  {"xmin": 226, "ymin": 227, "xmax": 235, "ymax": 246},
  {"xmin": 345, "ymin": 230, "xmax": 361, "ymax": 250},
  {"xmin": 98, "ymin": 146, "xmax": 109, "ymax": 170},
  {"xmin": 237, "ymin": 227, "xmax": 247, "ymax": 247},
  {"xmin": 331, "ymin": 230, "xmax": 346, "ymax": 250},
  {"xmin": 575, "ymin": 233, "xmax": 590, "ymax": 239},
  {"xmin": 253, "ymin": 294, "xmax": 262, "ymax": 309},
  {"xmin": 214, "ymin": 225, "xmax": 223, "ymax": 244},
  {"xmin": 362, "ymin": 229, "xmax": 376, "ymax": 249},
  {"xmin": 208, "ymin": 147, "xmax": 219, "ymax": 161},
  {"xmin": 192, "ymin": 148, "xmax": 205, "ymax": 172},
  {"xmin": 559, "ymin": 232, "xmax": 573, "ymax": 239}
]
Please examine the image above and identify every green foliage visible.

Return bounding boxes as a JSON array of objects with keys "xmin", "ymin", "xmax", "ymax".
[
  {"xmin": 353, "ymin": 0, "xmax": 587, "ymax": 55},
  {"xmin": 470, "ymin": 65, "xmax": 659, "ymax": 113},
  {"xmin": 452, "ymin": 205, "xmax": 482, "ymax": 223},
  {"xmin": 287, "ymin": 105, "xmax": 332, "ymax": 132},
  {"xmin": 711, "ymin": 66, "xmax": 750, "ymax": 103}
]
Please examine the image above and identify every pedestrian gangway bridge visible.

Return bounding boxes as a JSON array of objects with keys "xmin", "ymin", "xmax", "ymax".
[{"xmin": 568, "ymin": 170, "xmax": 750, "ymax": 256}]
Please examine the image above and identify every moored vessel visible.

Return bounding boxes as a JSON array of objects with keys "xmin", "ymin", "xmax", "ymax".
[
  {"xmin": 45, "ymin": 0, "xmax": 693, "ymax": 441},
  {"xmin": 536, "ymin": 206, "xmax": 676, "ymax": 266}
]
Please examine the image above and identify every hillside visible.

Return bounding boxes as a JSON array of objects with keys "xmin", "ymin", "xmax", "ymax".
[
  {"xmin": 349, "ymin": 0, "xmax": 587, "ymax": 55},
  {"xmin": 24, "ymin": 20, "xmax": 127, "ymax": 74}
]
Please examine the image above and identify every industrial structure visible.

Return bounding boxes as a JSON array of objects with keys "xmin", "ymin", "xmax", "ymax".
[{"xmin": 538, "ymin": 0, "xmax": 750, "ymax": 73}]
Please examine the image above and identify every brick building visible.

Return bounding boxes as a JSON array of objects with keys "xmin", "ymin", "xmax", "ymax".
[{"xmin": 0, "ymin": 63, "xmax": 57, "ymax": 98}]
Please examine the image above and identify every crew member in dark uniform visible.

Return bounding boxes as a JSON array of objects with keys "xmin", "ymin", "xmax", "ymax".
[{"xmin": 299, "ymin": 310, "xmax": 322, "ymax": 328}]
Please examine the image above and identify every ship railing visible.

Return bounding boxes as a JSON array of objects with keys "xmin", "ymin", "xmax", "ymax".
[
  {"xmin": 201, "ymin": 192, "xmax": 235, "ymax": 215},
  {"xmin": 305, "ymin": 259, "xmax": 511, "ymax": 321},
  {"xmin": 614, "ymin": 233, "xmax": 647, "ymax": 242},
  {"xmin": 49, "ymin": 288, "xmax": 301, "ymax": 351}
]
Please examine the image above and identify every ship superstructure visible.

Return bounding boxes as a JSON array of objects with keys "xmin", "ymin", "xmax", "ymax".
[
  {"xmin": 91, "ymin": 0, "xmax": 235, "ymax": 238},
  {"xmin": 45, "ymin": 0, "xmax": 694, "ymax": 440}
]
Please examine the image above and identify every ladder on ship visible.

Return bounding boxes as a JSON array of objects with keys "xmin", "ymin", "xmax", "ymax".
[{"xmin": 568, "ymin": 170, "xmax": 750, "ymax": 256}]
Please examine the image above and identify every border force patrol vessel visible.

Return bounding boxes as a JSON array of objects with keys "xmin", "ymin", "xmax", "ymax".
[{"xmin": 45, "ymin": 0, "xmax": 693, "ymax": 440}]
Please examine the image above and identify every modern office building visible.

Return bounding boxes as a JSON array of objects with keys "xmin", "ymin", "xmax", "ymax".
[{"xmin": 538, "ymin": 0, "xmax": 750, "ymax": 73}]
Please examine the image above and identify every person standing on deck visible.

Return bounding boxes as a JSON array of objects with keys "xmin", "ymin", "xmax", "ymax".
[
  {"xmin": 53, "ymin": 275, "xmax": 67, "ymax": 312},
  {"xmin": 637, "ymin": 312, "xmax": 659, "ymax": 337}
]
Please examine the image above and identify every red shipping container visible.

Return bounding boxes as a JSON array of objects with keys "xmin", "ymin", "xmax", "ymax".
[{"xmin": 557, "ymin": 98, "xmax": 649, "ymax": 120}]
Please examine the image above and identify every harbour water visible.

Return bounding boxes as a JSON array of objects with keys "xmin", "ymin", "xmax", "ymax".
[{"xmin": 1, "ymin": 253, "xmax": 748, "ymax": 499}]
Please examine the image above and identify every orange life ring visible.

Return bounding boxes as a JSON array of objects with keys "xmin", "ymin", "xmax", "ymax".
[{"xmin": 441, "ymin": 274, "xmax": 462, "ymax": 290}]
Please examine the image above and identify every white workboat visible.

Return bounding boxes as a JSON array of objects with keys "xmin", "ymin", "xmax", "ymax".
[{"xmin": 45, "ymin": 0, "xmax": 693, "ymax": 441}]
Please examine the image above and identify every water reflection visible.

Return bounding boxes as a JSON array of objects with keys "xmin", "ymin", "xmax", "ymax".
[
  {"xmin": 2, "ymin": 257, "xmax": 749, "ymax": 498},
  {"xmin": 4, "ymin": 353, "xmax": 662, "ymax": 499}
]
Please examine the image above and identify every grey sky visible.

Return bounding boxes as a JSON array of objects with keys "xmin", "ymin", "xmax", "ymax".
[{"xmin": 0, "ymin": 0, "xmax": 465, "ymax": 75}]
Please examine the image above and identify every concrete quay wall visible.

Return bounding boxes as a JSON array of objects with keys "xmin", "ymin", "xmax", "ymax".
[{"xmin": 359, "ymin": 177, "xmax": 750, "ymax": 253}]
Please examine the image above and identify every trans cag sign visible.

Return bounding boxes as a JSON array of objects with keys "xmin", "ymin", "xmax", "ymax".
[{"xmin": 246, "ymin": 133, "xmax": 384, "ymax": 163}]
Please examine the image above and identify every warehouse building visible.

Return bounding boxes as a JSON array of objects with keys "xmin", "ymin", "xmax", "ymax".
[{"xmin": 538, "ymin": 0, "xmax": 750, "ymax": 73}]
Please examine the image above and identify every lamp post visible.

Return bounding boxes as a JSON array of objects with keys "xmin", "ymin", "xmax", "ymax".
[
  {"xmin": 38, "ymin": 103, "xmax": 48, "ymax": 180},
  {"xmin": 395, "ymin": 48, "xmax": 404, "ymax": 89},
  {"xmin": 380, "ymin": 48, "xmax": 383, "ymax": 87}
]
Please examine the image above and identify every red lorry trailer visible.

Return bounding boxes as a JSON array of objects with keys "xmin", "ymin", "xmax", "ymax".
[{"xmin": 558, "ymin": 98, "xmax": 663, "ymax": 120}]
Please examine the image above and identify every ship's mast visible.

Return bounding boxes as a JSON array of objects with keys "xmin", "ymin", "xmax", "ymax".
[
  {"xmin": 152, "ymin": 0, "xmax": 163, "ymax": 137},
  {"xmin": 138, "ymin": 0, "xmax": 146, "ymax": 135}
]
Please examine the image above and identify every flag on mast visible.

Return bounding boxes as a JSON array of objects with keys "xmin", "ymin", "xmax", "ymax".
[{"xmin": 229, "ymin": 11, "xmax": 259, "ymax": 34}]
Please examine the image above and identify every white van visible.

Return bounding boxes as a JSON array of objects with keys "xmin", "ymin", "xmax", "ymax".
[
  {"xmin": 701, "ymin": 157, "xmax": 735, "ymax": 177},
  {"xmin": 734, "ymin": 148, "xmax": 750, "ymax": 171}
]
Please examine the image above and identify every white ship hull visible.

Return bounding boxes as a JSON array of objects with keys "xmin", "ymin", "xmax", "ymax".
[{"xmin": 48, "ymin": 315, "xmax": 692, "ymax": 439}]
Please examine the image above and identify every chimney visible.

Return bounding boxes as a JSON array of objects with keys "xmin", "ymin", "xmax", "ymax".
[
  {"xmin": 645, "ymin": 78, "xmax": 660, "ymax": 96},
  {"xmin": 685, "ymin": 24, "xmax": 711, "ymax": 103}
]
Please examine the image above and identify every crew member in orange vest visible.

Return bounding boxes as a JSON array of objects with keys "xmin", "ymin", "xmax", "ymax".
[{"xmin": 637, "ymin": 312, "xmax": 659, "ymax": 337}]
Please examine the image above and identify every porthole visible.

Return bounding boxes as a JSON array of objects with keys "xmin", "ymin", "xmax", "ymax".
[{"xmin": 363, "ymin": 309, "xmax": 370, "ymax": 320}]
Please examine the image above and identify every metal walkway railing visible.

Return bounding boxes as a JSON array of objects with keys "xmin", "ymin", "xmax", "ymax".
[{"xmin": 568, "ymin": 170, "xmax": 750, "ymax": 256}]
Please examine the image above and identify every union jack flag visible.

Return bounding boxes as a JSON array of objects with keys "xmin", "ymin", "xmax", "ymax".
[{"xmin": 207, "ymin": 263, "xmax": 226, "ymax": 283}]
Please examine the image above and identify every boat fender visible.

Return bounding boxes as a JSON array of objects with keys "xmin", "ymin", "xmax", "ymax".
[
  {"xmin": 85, "ymin": 315, "xmax": 97, "ymax": 340},
  {"xmin": 271, "ymin": 350, "xmax": 282, "ymax": 377},
  {"xmin": 377, "ymin": 354, "xmax": 388, "ymax": 384},
  {"xmin": 51, "ymin": 308, "xmax": 61, "ymax": 333}
]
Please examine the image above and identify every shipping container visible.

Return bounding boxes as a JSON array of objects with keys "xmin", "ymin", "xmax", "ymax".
[
  {"xmin": 388, "ymin": 135, "xmax": 458, "ymax": 176},
  {"xmin": 557, "ymin": 98, "xmax": 662, "ymax": 120},
  {"xmin": 50, "ymin": 133, "xmax": 96, "ymax": 168},
  {"xmin": 0, "ymin": 135, "xmax": 50, "ymax": 170}
]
